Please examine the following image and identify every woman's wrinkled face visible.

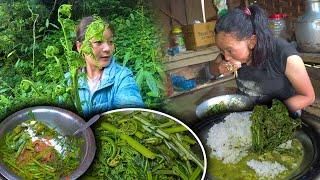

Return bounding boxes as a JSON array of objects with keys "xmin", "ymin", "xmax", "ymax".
[
  {"xmin": 83, "ymin": 28, "xmax": 115, "ymax": 68},
  {"xmin": 215, "ymin": 32, "xmax": 254, "ymax": 64}
]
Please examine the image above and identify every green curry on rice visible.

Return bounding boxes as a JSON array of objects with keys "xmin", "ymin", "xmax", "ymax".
[
  {"xmin": 207, "ymin": 99, "xmax": 303, "ymax": 179},
  {"xmin": 209, "ymin": 139, "xmax": 303, "ymax": 179}
]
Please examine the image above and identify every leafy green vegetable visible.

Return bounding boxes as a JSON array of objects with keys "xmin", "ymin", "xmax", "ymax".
[
  {"xmin": 84, "ymin": 111, "xmax": 204, "ymax": 179},
  {"xmin": 250, "ymin": 99, "xmax": 301, "ymax": 153},
  {"xmin": 206, "ymin": 102, "xmax": 228, "ymax": 116},
  {"xmin": 101, "ymin": 122, "xmax": 157, "ymax": 159},
  {"xmin": 79, "ymin": 16, "xmax": 106, "ymax": 59},
  {"xmin": 0, "ymin": 119, "xmax": 82, "ymax": 179}
]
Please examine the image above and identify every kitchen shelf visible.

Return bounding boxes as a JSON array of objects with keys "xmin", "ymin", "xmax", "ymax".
[
  {"xmin": 165, "ymin": 46, "xmax": 220, "ymax": 71},
  {"xmin": 168, "ymin": 75, "xmax": 235, "ymax": 98},
  {"xmin": 164, "ymin": 46, "xmax": 234, "ymax": 98}
]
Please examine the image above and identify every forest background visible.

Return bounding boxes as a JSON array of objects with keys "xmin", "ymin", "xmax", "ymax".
[{"xmin": 0, "ymin": 0, "xmax": 166, "ymax": 120}]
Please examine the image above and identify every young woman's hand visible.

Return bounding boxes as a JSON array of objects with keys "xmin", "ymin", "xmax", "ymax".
[
  {"xmin": 218, "ymin": 60, "xmax": 242, "ymax": 75},
  {"xmin": 209, "ymin": 54, "xmax": 241, "ymax": 77}
]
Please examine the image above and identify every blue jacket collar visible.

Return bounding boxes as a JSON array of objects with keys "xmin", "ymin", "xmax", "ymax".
[{"xmin": 78, "ymin": 57, "xmax": 116, "ymax": 90}]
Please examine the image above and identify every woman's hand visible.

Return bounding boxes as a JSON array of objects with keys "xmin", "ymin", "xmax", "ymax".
[
  {"xmin": 218, "ymin": 60, "xmax": 242, "ymax": 75},
  {"xmin": 209, "ymin": 54, "xmax": 242, "ymax": 76}
]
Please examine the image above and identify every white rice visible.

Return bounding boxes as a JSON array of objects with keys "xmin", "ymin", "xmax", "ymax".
[
  {"xmin": 206, "ymin": 112, "xmax": 252, "ymax": 164},
  {"xmin": 206, "ymin": 111, "xmax": 293, "ymax": 178},
  {"xmin": 247, "ymin": 160, "xmax": 287, "ymax": 178},
  {"xmin": 278, "ymin": 140, "xmax": 293, "ymax": 149}
]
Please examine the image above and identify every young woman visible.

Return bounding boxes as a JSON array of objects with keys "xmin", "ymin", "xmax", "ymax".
[
  {"xmin": 74, "ymin": 16, "xmax": 144, "ymax": 117},
  {"xmin": 209, "ymin": 5, "xmax": 315, "ymax": 113}
]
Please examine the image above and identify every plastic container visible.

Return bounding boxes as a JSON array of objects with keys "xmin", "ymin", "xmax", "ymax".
[
  {"xmin": 269, "ymin": 13, "xmax": 288, "ymax": 39},
  {"xmin": 170, "ymin": 74, "xmax": 196, "ymax": 91},
  {"xmin": 171, "ymin": 26, "xmax": 186, "ymax": 52}
]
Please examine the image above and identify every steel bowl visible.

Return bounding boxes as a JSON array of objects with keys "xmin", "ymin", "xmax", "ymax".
[
  {"xmin": 98, "ymin": 108, "xmax": 207, "ymax": 179},
  {"xmin": 196, "ymin": 94, "xmax": 255, "ymax": 119},
  {"xmin": 193, "ymin": 112, "xmax": 320, "ymax": 180},
  {"xmin": 0, "ymin": 106, "xmax": 96, "ymax": 180}
]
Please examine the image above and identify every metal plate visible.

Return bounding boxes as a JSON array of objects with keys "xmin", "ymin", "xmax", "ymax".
[
  {"xmin": 193, "ymin": 112, "xmax": 320, "ymax": 180},
  {"xmin": 0, "ymin": 106, "xmax": 96, "ymax": 180},
  {"xmin": 196, "ymin": 94, "xmax": 255, "ymax": 119}
]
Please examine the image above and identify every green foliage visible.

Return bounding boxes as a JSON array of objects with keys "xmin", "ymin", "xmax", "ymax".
[
  {"xmin": 0, "ymin": 0, "xmax": 49, "ymax": 63},
  {"xmin": 0, "ymin": 3, "xmax": 82, "ymax": 120},
  {"xmin": 70, "ymin": 0, "xmax": 167, "ymax": 107},
  {"xmin": 250, "ymin": 99, "xmax": 302, "ymax": 153},
  {"xmin": 71, "ymin": 0, "xmax": 140, "ymax": 20},
  {"xmin": 112, "ymin": 7, "xmax": 166, "ymax": 107},
  {"xmin": 0, "ymin": 1, "xmax": 166, "ymax": 120}
]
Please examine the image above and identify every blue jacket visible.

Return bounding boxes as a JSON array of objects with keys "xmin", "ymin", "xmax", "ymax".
[{"xmin": 75, "ymin": 57, "xmax": 144, "ymax": 117}]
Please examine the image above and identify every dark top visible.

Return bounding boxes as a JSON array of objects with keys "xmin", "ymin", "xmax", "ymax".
[{"xmin": 236, "ymin": 38, "xmax": 298, "ymax": 104}]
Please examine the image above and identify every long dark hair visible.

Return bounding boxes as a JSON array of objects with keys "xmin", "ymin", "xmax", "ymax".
[{"xmin": 215, "ymin": 4, "xmax": 274, "ymax": 67}]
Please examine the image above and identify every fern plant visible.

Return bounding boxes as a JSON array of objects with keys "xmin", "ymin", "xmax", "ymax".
[{"xmin": 112, "ymin": 6, "xmax": 166, "ymax": 107}]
